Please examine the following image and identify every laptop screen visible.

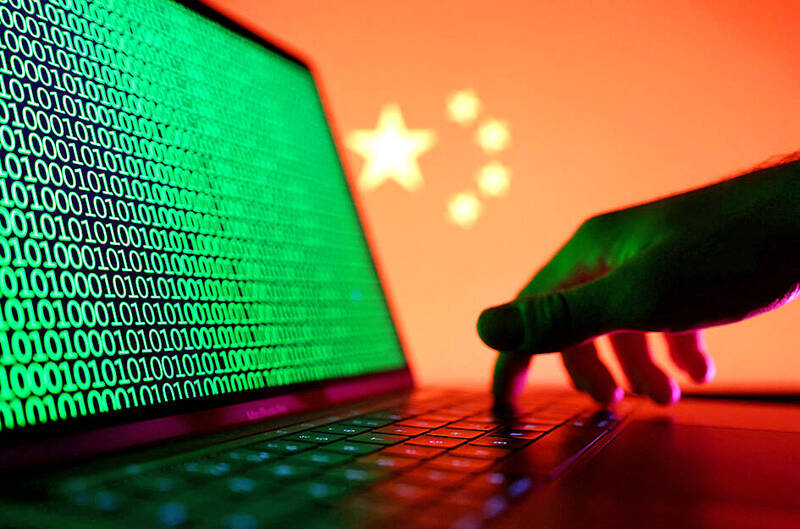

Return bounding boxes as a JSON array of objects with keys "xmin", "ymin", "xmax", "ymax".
[{"xmin": 0, "ymin": 0, "xmax": 406, "ymax": 442}]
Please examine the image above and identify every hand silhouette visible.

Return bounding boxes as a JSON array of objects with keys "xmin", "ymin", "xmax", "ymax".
[{"xmin": 478, "ymin": 157, "xmax": 800, "ymax": 406}]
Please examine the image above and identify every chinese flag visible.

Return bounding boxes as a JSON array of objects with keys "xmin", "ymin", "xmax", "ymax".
[{"xmin": 206, "ymin": 0, "xmax": 800, "ymax": 392}]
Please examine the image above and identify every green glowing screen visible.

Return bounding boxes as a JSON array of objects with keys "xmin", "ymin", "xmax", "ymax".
[{"xmin": 0, "ymin": 0, "xmax": 406, "ymax": 434}]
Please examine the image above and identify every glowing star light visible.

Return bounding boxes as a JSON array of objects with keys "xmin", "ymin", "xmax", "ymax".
[
  {"xmin": 346, "ymin": 103, "xmax": 436, "ymax": 192},
  {"xmin": 447, "ymin": 191, "xmax": 483, "ymax": 228},
  {"xmin": 446, "ymin": 89, "xmax": 481, "ymax": 125},
  {"xmin": 476, "ymin": 118, "xmax": 510, "ymax": 153},
  {"xmin": 476, "ymin": 161, "xmax": 511, "ymax": 197}
]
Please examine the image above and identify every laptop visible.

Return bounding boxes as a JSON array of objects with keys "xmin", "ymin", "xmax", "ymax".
[{"xmin": 1, "ymin": 1, "xmax": 798, "ymax": 528}]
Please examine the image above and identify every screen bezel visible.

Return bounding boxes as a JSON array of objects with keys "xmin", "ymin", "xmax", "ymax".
[{"xmin": 0, "ymin": 0, "xmax": 415, "ymax": 464}]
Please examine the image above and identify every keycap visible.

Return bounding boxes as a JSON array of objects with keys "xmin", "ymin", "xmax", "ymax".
[
  {"xmin": 343, "ymin": 417, "xmax": 393, "ymax": 428},
  {"xmin": 372, "ymin": 481, "xmax": 436, "ymax": 505},
  {"xmin": 288, "ymin": 479, "xmax": 354, "ymax": 501},
  {"xmin": 447, "ymin": 421, "xmax": 498, "ymax": 431},
  {"xmin": 373, "ymin": 425, "xmax": 430, "ymax": 436},
  {"xmin": 426, "ymin": 455, "xmax": 495, "ymax": 473},
  {"xmin": 380, "ymin": 444, "xmax": 446, "ymax": 460},
  {"xmin": 491, "ymin": 429, "xmax": 546, "ymax": 441},
  {"xmin": 428, "ymin": 428, "xmax": 483, "ymax": 440},
  {"xmin": 450, "ymin": 445, "xmax": 511, "ymax": 460},
  {"xmin": 508, "ymin": 422, "xmax": 554, "ymax": 432},
  {"xmin": 252, "ymin": 461, "xmax": 319, "ymax": 480},
  {"xmin": 322, "ymin": 464, "xmax": 389, "ymax": 485},
  {"xmin": 250, "ymin": 439, "xmax": 314, "ymax": 453},
  {"xmin": 405, "ymin": 435, "xmax": 465, "ymax": 449},
  {"xmin": 415, "ymin": 413, "xmax": 462, "ymax": 422},
  {"xmin": 470, "ymin": 437, "xmax": 530, "ymax": 449},
  {"xmin": 320, "ymin": 440, "xmax": 383, "ymax": 455},
  {"xmin": 357, "ymin": 454, "xmax": 421, "ymax": 471},
  {"xmin": 467, "ymin": 471, "xmax": 535, "ymax": 493},
  {"xmin": 504, "ymin": 426, "xmax": 607, "ymax": 478},
  {"xmin": 286, "ymin": 450, "xmax": 354, "ymax": 467},
  {"xmin": 520, "ymin": 411, "xmax": 578, "ymax": 422},
  {"xmin": 395, "ymin": 418, "xmax": 449, "ymax": 429},
  {"xmin": 349, "ymin": 432, "xmax": 409, "ymax": 445},
  {"xmin": 404, "ymin": 467, "xmax": 471, "ymax": 488},
  {"xmin": 123, "ymin": 473, "xmax": 188, "ymax": 496},
  {"xmin": 221, "ymin": 449, "xmax": 280, "ymax": 465},
  {"xmin": 315, "ymin": 424, "xmax": 370, "ymax": 435},
  {"xmin": 362, "ymin": 410, "xmax": 409, "ymax": 421},
  {"xmin": 283, "ymin": 432, "xmax": 345, "ymax": 444},
  {"xmin": 178, "ymin": 460, "xmax": 232, "ymax": 478}
]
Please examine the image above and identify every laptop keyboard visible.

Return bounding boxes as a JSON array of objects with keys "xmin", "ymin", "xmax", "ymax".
[{"xmin": 19, "ymin": 390, "xmax": 626, "ymax": 529}]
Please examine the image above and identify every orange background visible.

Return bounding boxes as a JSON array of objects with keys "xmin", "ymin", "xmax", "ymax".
[{"xmin": 206, "ymin": 0, "xmax": 800, "ymax": 392}]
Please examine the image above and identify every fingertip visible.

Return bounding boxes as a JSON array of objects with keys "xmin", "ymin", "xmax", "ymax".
[
  {"xmin": 592, "ymin": 384, "xmax": 623, "ymax": 405},
  {"xmin": 478, "ymin": 304, "xmax": 525, "ymax": 351},
  {"xmin": 691, "ymin": 355, "xmax": 716, "ymax": 384},
  {"xmin": 653, "ymin": 378, "xmax": 681, "ymax": 406}
]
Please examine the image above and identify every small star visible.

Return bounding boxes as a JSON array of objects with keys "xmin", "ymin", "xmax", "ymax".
[
  {"xmin": 475, "ymin": 118, "xmax": 510, "ymax": 153},
  {"xmin": 446, "ymin": 89, "xmax": 481, "ymax": 125},
  {"xmin": 447, "ymin": 191, "xmax": 483, "ymax": 228},
  {"xmin": 346, "ymin": 103, "xmax": 436, "ymax": 192},
  {"xmin": 476, "ymin": 161, "xmax": 511, "ymax": 197}
]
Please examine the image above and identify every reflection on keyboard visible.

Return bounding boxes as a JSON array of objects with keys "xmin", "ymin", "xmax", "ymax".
[{"xmin": 29, "ymin": 391, "xmax": 626, "ymax": 529}]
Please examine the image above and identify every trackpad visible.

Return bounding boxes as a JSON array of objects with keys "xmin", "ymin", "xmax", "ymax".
[{"xmin": 522, "ymin": 420, "xmax": 800, "ymax": 529}]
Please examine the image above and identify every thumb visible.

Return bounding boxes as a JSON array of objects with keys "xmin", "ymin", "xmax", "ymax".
[{"xmin": 478, "ymin": 272, "xmax": 627, "ymax": 354}]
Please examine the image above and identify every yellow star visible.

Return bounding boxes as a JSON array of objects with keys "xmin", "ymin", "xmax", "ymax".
[
  {"xmin": 346, "ymin": 103, "xmax": 436, "ymax": 192},
  {"xmin": 446, "ymin": 89, "xmax": 481, "ymax": 125},
  {"xmin": 447, "ymin": 191, "xmax": 482, "ymax": 228},
  {"xmin": 476, "ymin": 161, "xmax": 511, "ymax": 197},
  {"xmin": 475, "ymin": 118, "xmax": 510, "ymax": 153}
]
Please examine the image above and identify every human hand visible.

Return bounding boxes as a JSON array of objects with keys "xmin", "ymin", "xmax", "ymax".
[{"xmin": 477, "ymin": 159, "xmax": 800, "ymax": 406}]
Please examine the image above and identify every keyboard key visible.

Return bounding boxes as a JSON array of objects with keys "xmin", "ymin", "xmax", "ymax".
[
  {"xmin": 508, "ymin": 422, "xmax": 554, "ymax": 432},
  {"xmin": 405, "ymin": 435, "xmax": 465, "ymax": 449},
  {"xmin": 343, "ymin": 417, "xmax": 393, "ymax": 428},
  {"xmin": 464, "ymin": 413, "xmax": 505, "ymax": 424},
  {"xmin": 320, "ymin": 440, "xmax": 383, "ymax": 455},
  {"xmin": 287, "ymin": 451, "xmax": 354, "ymax": 467},
  {"xmin": 283, "ymin": 432, "xmax": 345, "ymax": 444},
  {"xmin": 122, "ymin": 473, "xmax": 189, "ymax": 496},
  {"xmin": 380, "ymin": 444, "xmax": 446, "ymax": 460},
  {"xmin": 250, "ymin": 439, "xmax": 314, "ymax": 454},
  {"xmin": 415, "ymin": 413, "xmax": 462, "ymax": 422},
  {"xmin": 470, "ymin": 437, "xmax": 530, "ymax": 449},
  {"xmin": 323, "ymin": 464, "xmax": 389, "ymax": 485},
  {"xmin": 315, "ymin": 424, "xmax": 370, "ymax": 435},
  {"xmin": 357, "ymin": 454, "xmax": 420, "ymax": 471},
  {"xmin": 518, "ymin": 415, "xmax": 566, "ymax": 425},
  {"xmin": 362, "ymin": 410, "xmax": 409, "ymax": 421},
  {"xmin": 221, "ymin": 448, "xmax": 280, "ymax": 465},
  {"xmin": 447, "ymin": 421, "xmax": 497, "ymax": 431},
  {"xmin": 450, "ymin": 445, "xmax": 512, "ymax": 460},
  {"xmin": 288, "ymin": 479, "xmax": 354, "ymax": 501},
  {"xmin": 349, "ymin": 432, "xmax": 409, "ymax": 445},
  {"xmin": 252, "ymin": 461, "xmax": 319, "ymax": 480},
  {"xmin": 468, "ymin": 471, "xmax": 535, "ymax": 493},
  {"xmin": 426, "ymin": 455, "xmax": 495, "ymax": 473},
  {"xmin": 372, "ymin": 481, "xmax": 436, "ymax": 505},
  {"xmin": 428, "ymin": 428, "xmax": 483, "ymax": 440},
  {"xmin": 395, "ymin": 418, "xmax": 449, "ymax": 429},
  {"xmin": 491, "ymin": 430, "xmax": 547, "ymax": 441},
  {"xmin": 404, "ymin": 467, "xmax": 471, "ymax": 488},
  {"xmin": 178, "ymin": 460, "xmax": 232, "ymax": 478},
  {"xmin": 373, "ymin": 425, "xmax": 430, "ymax": 436}
]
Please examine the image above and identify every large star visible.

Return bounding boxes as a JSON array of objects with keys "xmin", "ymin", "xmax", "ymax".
[{"xmin": 346, "ymin": 104, "xmax": 436, "ymax": 192}]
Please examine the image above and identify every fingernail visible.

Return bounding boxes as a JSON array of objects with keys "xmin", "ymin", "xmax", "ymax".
[{"xmin": 478, "ymin": 304, "xmax": 525, "ymax": 350}]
